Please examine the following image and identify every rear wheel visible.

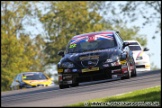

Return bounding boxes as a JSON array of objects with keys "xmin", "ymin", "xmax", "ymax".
[
  {"xmin": 131, "ymin": 65, "xmax": 137, "ymax": 77},
  {"xmin": 121, "ymin": 62, "xmax": 131, "ymax": 79},
  {"xmin": 126, "ymin": 62, "xmax": 131, "ymax": 79},
  {"xmin": 131, "ymin": 58, "xmax": 137, "ymax": 77}
]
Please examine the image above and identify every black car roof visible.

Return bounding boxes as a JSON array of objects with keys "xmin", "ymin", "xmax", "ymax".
[{"xmin": 72, "ymin": 30, "xmax": 118, "ymax": 38}]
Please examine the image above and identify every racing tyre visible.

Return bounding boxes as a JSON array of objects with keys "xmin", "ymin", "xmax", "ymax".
[
  {"xmin": 125, "ymin": 62, "xmax": 131, "ymax": 79},
  {"xmin": 131, "ymin": 65, "xmax": 137, "ymax": 77},
  {"xmin": 121, "ymin": 62, "xmax": 131, "ymax": 79}
]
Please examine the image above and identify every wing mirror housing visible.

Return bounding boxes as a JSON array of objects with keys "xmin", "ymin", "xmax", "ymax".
[
  {"xmin": 123, "ymin": 42, "xmax": 130, "ymax": 48},
  {"xmin": 120, "ymin": 53, "xmax": 127, "ymax": 61},
  {"xmin": 143, "ymin": 47, "xmax": 149, "ymax": 51},
  {"xmin": 57, "ymin": 50, "xmax": 64, "ymax": 57}
]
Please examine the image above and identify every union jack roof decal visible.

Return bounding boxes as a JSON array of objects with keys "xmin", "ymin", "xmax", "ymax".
[{"xmin": 70, "ymin": 32, "xmax": 114, "ymax": 44}]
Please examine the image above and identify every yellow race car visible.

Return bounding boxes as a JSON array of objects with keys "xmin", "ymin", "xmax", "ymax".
[{"xmin": 10, "ymin": 72, "xmax": 54, "ymax": 90}]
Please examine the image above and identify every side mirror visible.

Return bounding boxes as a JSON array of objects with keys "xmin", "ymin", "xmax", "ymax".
[
  {"xmin": 57, "ymin": 50, "xmax": 64, "ymax": 57},
  {"xmin": 123, "ymin": 42, "xmax": 130, "ymax": 48},
  {"xmin": 116, "ymin": 31, "xmax": 120, "ymax": 34},
  {"xmin": 143, "ymin": 47, "xmax": 149, "ymax": 51},
  {"xmin": 120, "ymin": 53, "xmax": 127, "ymax": 60}
]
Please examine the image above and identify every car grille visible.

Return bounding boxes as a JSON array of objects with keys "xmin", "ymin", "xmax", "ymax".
[
  {"xmin": 81, "ymin": 59, "xmax": 98, "ymax": 67},
  {"xmin": 136, "ymin": 65, "xmax": 145, "ymax": 68}
]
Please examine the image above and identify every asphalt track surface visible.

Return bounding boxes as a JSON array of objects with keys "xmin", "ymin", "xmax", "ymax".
[{"xmin": 1, "ymin": 70, "xmax": 161, "ymax": 107}]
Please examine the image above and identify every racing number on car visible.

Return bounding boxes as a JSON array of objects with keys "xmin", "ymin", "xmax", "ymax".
[{"xmin": 69, "ymin": 44, "xmax": 77, "ymax": 48}]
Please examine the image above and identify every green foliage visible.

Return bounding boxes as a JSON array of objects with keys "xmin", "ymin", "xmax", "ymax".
[{"xmin": 1, "ymin": 1, "xmax": 47, "ymax": 91}]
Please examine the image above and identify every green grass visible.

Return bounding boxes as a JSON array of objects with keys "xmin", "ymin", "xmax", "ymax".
[{"xmin": 67, "ymin": 86, "xmax": 161, "ymax": 107}]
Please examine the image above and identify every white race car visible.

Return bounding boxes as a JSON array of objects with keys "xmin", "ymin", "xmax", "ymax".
[{"xmin": 124, "ymin": 40, "xmax": 151, "ymax": 72}]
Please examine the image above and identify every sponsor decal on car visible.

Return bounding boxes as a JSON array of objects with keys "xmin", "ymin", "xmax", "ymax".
[
  {"xmin": 58, "ymin": 69, "xmax": 63, "ymax": 73},
  {"xmin": 70, "ymin": 33, "xmax": 114, "ymax": 44},
  {"xmin": 136, "ymin": 51, "xmax": 143, "ymax": 59},
  {"xmin": 69, "ymin": 44, "xmax": 77, "ymax": 48},
  {"xmin": 82, "ymin": 67, "xmax": 99, "ymax": 73},
  {"xmin": 120, "ymin": 60, "xmax": 126, "ymax": 64},
  {"xmin": 80, "ymin": 55, "xmax": 99, "ymax": 60}
]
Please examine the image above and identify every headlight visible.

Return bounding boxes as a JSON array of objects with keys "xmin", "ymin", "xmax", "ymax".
[
  {"xmin": 111, "ymin": 56, "xmax": 119, "ymax": 61},
  {"xmin": 136, "ymin": 56, "xmax": 143, "ymax": 60},
  {"xmin": 61, "ymin": 62, "xmax": 74, "ymax": 68},
  {"xmin": 105, "ymin": 56, "xmax": 119, "ymax": 63},
  {"xmin": 105, "ymin": 59, "xmax": 113, "ymax": 63}
]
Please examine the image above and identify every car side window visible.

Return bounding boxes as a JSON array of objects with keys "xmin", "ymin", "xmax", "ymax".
[
  {"xmin": 114, "ymin": 33, "xmax": 123, "ymax": 48},
  {"xmin": 40, "ymin": 73, "xmax": 47, "ymax": 79}
]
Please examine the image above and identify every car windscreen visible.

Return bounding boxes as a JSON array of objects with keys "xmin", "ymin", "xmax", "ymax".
[
  {"xmin": 128, "ymin": 45, "xmax": 141, "ymax": 51},
  {"xmin": 66, "ymin": 34, "xmax": 116, "ymax": 53},
  {"xmin": 22, "ymin": 73, "xmax": 47, "ymax": 80}
]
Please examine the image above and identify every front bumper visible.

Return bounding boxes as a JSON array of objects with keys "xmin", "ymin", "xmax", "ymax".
[
  {"xmin": 58, "ymin": 65, "xmax": 129, "ymax": 84},
  {"xmin": 21, "ymin": 83, "xmax": 54, "ymax": 89},
  {"xmin": 135, "ymin": 61, "xmax": 150, "ymax": 71}
]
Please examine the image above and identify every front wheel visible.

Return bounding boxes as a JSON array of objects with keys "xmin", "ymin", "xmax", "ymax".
[
  {"xmin": 131, "ymin": 65, "xmax": 137, "ymax": 77},
  {"xmin": 131, "ymin": 58, "xmax": 137, "ymax": 77},
  {"xmin": 121, "ymin": 62, "xmax": 131, "ymax": 79},
  {"xmin": 126, "ymin": 62, "xmax": 131, "ymax": 79}
]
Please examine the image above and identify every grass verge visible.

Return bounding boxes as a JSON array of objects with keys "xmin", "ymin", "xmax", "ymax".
[{"xmin": 67, "ymin": 86, "xmax": 161, "ymax": 107}]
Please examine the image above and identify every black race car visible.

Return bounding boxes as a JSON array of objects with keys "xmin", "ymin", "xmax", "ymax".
[{"xmin": 57, "ymin": 30, "xmax": 137, "ymax": 89}]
